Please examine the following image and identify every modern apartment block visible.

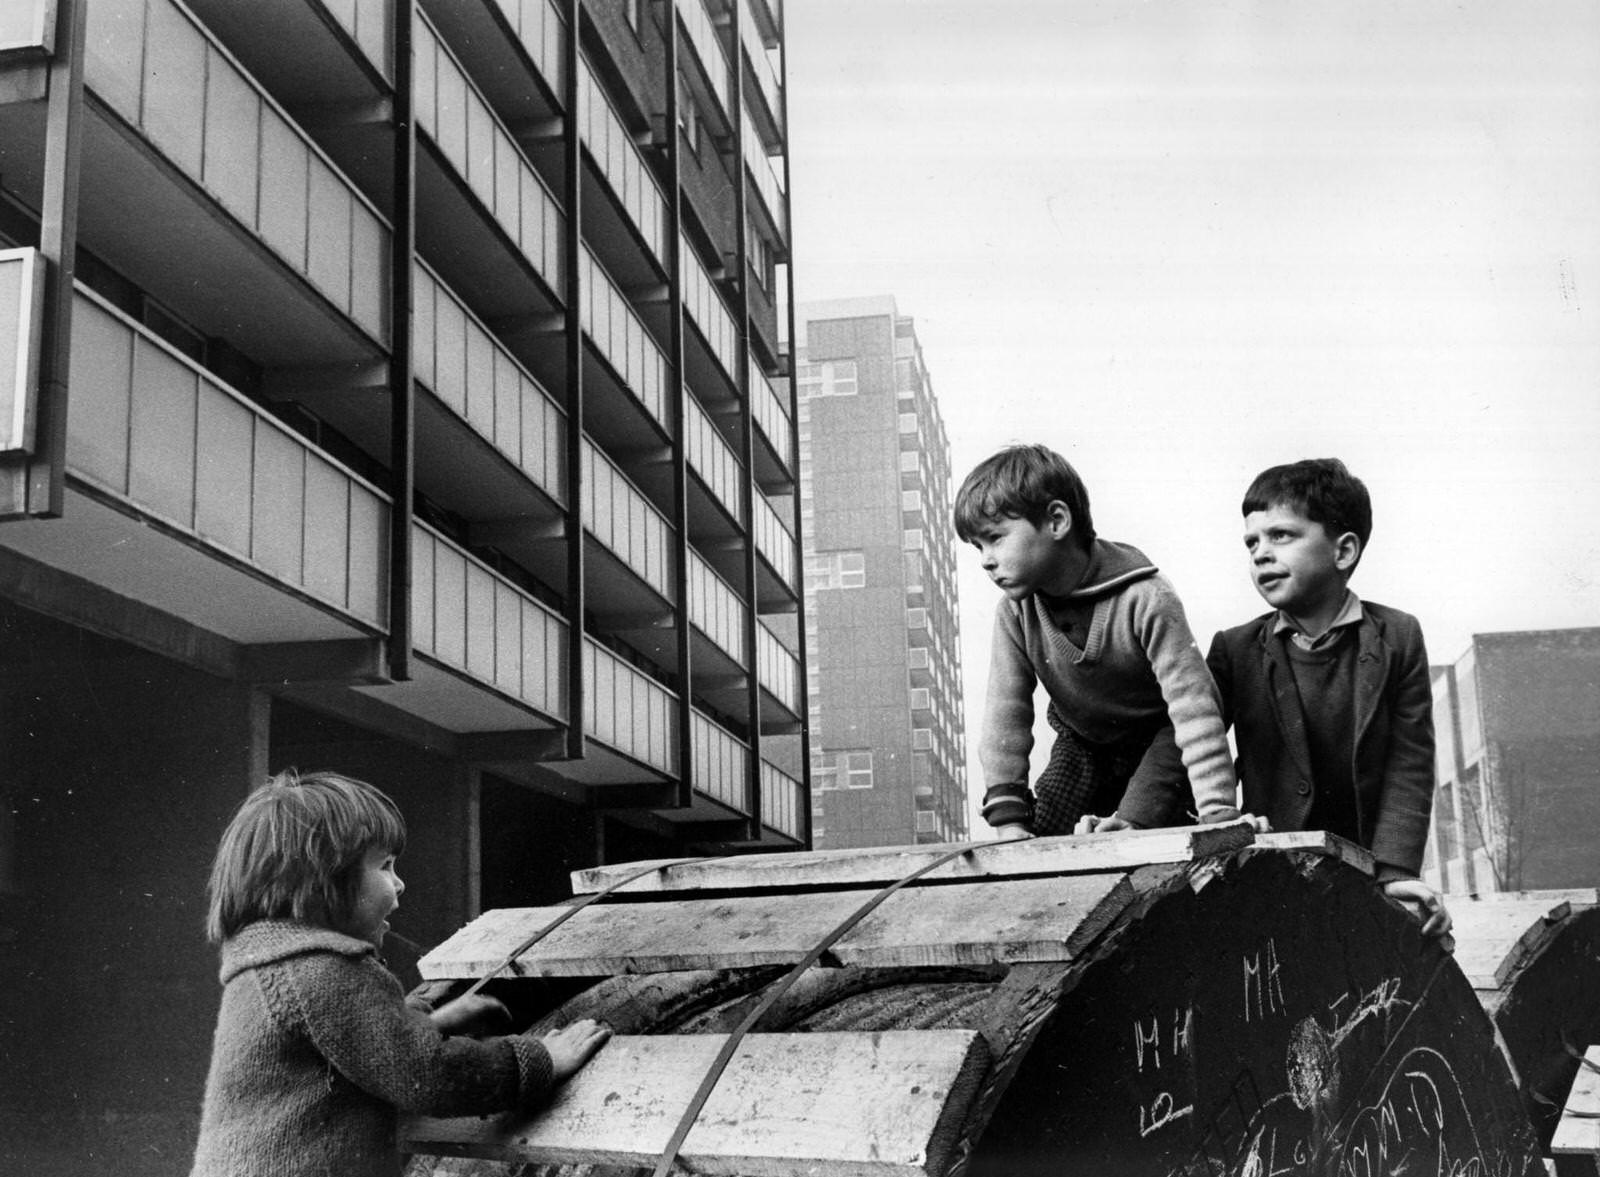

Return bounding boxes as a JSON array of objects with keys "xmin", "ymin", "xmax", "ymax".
[
  {"xmin": 797, "ymin": 297, "xmax": 967, "ymax": 849},
  {"xmin": 0, "ymin": 0, "xmax": 799, "ymax": 1169},
  {"xmin": 1425, "ymin": 628, "xmax": 1600, "ymax": 895}
]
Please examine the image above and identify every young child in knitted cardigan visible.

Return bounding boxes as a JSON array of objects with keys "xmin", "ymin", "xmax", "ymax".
[{"xmin": 188, "ymin": 770, "xmax": 610, "ymax": 1177}]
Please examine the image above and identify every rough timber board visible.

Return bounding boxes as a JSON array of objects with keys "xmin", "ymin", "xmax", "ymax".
[
  {"xmin": 420, "ymin": 873, "xmax": 1135, "ymax": 980},
  {"xmin": 1551, "ymin": 1046, "xmax": 1600, "ymax": 1156},
  {"xmin": 1449, "ymin": 896, "xmax": 1572, "ymax": 990},
  {"xmin": 402, "ymin": 1030, "xmax": 988, "ymax": 1176},
  {"xmin": 570, "ymin": 820, "xmax": 1257, "ymax": 895},
  {"xmin": 1251, "ymin": 830, "xmax": 1374, "ymax": 875}
]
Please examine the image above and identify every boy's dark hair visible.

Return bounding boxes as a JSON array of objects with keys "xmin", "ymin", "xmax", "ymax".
[
  {"xmin": 1243, "ymin": 458, "xmax": 1373, "ymax": 554},
  {"xmin": 205, "ymin": 769, "xmax": 406, "ymax": 944},
  {"xmin": 953, "ymin": 444, "xmax": 1096, "ymax": 547}
]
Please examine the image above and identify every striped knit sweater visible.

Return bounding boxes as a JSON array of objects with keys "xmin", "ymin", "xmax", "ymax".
[
  {"xmin": 189, "ymin": 920, "xmax": 554, "ymax": 1177},
  {"xmin": 979, "ymin": 539, "xmax": 1239, "ymax": 824}
]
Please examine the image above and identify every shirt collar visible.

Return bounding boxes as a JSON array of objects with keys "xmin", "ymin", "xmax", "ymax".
[{"xmin": 1273, "ymin": 589, "xmax": 1363, "ymax": 651}]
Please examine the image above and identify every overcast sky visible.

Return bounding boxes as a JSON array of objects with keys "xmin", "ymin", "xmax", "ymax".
[{"xmin": 783, "ymin": 0, "xmax": 1600, "ymax": 817}]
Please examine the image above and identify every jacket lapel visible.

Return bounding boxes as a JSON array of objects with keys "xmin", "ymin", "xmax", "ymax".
[
  {"xmin": 1353, "ymin": 611, "xmax": 1385, "ymax": 747},
  {"xmin": 1259, "ymin": 620, "xmax": 1315, "ymax": 784}
]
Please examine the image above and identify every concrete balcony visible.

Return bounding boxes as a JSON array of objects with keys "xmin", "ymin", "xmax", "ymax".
[
  {"xmin": 185, "ymin": 0, "xmax": 391, "ymax": 95},
  {"xmin": 582, "ymin": 637, "xmax": 677, "ymax": 778},
  {"xmin": 679, "ymin": 232, "xmax": 740, "ymax": 398},
  {"xmin": 749, "ymin": 357, "xmax": 793, "ymax": 489},
  {"xmin": 423, "ymin": 0, "xmax": 565, "ymax": 126},
  {"xmin": 19, "ymin": 0, "xmax": 393, "ymax": 370},
  {"xmin": 412, "ymin": 11, "xmax": 565, "ymax": 344},
  {"xmin": 578, "ymin": 54, "xmax": 667, "ymax": 273},
  {"xmin": 409, "ymin": 522, "xmax": 568, "ymax": 726},
  {"xmin": 760, "ymin": 759, "xmax": 804, "ymax": 842},
  {"xmin": 683, "ymin": 389, "xmax": 745, "ymax": 527},
  {"xmin": 738, "ymin": 0, "xmax": 784, "ymax": 148},
  {"xmin": 0, "ymin": 284, "xmax": 388, "ymax": 654},
  {"xmin": 675, "ymin": 0, "xmax": 730, "ymax": 133},
  {"xmin": 740, "ymin": 107, "xmax": 786, "ymax": 247},
  {"xmin": 755, "ymin": 619, "xmax": 801, "ymax": 724},
  {"xmin": 579, "ymin": 248, "xmax": 671, "ymax": 457},
  {"xmin": 751, "ymin": 491, "xmax": 796, "ymax": 603}
]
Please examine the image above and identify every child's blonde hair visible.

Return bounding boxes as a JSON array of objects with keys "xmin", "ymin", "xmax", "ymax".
[{"xmin": 205, "ymin": 769, "xmax": 406, "ymax": 943}]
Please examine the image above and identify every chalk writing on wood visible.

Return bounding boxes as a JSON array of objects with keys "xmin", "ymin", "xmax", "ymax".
[
  {"xmin": 1134, "ymin": 1005, "xmax": 1197, "ymax": 1139},
  {"xmin": 1243, "ymin": 937, "xmax": 1286, "ymax": 1023}
]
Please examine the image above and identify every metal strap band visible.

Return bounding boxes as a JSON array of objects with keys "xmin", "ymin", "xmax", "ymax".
[
  {"xmin": 651, "ymin": 841, "xmax": 980, "ymax": 1177},
  {"xmin": 460, "ymin": 856, "xmax": 722, "ymax": 999}
]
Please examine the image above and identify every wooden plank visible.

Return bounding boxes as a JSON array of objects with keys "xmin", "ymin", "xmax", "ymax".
[
  {"xmin": 1251, "ymin": 830, "xmax": 1374, "ymax": 875},
  {"xmin": 1449, "ymin": 896, "xmax": 1573, "ymax": 990},
  {"xmin": 1551, "ymin": 1046, "xmax": 1600, "ymax": 1157},
  {"xmin": 420, "ymin": 873, "xmax": 1135, "ymax": 980},
  {"xmin": 570, "ymin": 820, "xmax": 1258, "ymax": 895},
  {"xmin": 403, "ymin": 1030, "xmax": 989, "ymax": 1176}
]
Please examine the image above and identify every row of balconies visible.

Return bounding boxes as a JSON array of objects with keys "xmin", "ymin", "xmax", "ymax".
[
  {"xmin": 0, "ymin": 0, "xmax": 802, "ymax": 841},
  {"xmin": 48, "ymin": 276, "xmax": 803, "ymax": 838}
]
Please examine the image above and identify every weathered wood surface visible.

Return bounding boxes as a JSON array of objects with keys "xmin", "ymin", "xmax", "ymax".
[
  {"xmin": 403, "ymin": 1030, "xmax": 989, "ymax": 1177},
  {"xmin": 1551, "ymin": 1046, "xmax": 1600, "ymax": 1158},
  {"xmin": 1449, "ymin": 894, "xmax": 1573, "ymax": 990},
  {"xmin": 570, "ymin": 821, "xmax": 1257, "ymax": 895},
  {"xmin": 1251, "ymin": 830, "xmax": 1374, "ymax": 875},
  {"xmin": 420, "ymin": 873, "xmax": 1134, "ymax": 980}
]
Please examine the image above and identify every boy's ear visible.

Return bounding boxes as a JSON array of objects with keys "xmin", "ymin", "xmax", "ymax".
[
  {"xmin": 1334, "ymin": 531, "xmax": 1361, "ymax": 572},
  {"xmin": 1045, "ymin": 499, "xmax": 1074, "ymax": 540}
]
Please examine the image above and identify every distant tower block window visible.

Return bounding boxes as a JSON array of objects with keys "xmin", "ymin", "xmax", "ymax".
[
  {"xmin": 912, "ymin": 727, "xmax": 933, "ymax": 751},
  {"xmin": 915, "ymin": 810, "xmax": 937, "ymax": 834},
  {"xmin": 902, "ymin": 529, "xmax": 923, "ymax": 551},
  {"xmin": 843, "ymin": 750, "xmax": 874, "ymax": 788},
  {"xmin": 806, "ymin": 550, "xmax": 865, "ymax": 590},
  {"xmin": 798, "ymin": 360, "xmax": 858, "ymax": 397}
]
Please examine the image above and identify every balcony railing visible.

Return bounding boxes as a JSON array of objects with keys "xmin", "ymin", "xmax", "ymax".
[
  {"xmin": 740, "ymin": 110, "xmax": 787, "ymax": 242},
  {"xmin": 748, "ymin": 357, "xmax": 793, "ymax": 475},
  {"xmin": 760, "ymin": 760, "xmax": 804, "ymax": 841},
  {"xmin": 676, "ymin": 0, "xmax": 729, "ymax": 116},
  {"xmin": 679, "ymin": 234, "xmax": 739, "ymax": 387},
  {"xmin": 412, "ymin": 522, "xmax": 569, "ymax": 718},
  {"xmin": 580, "ymin": 249, "xmax": 669, "ymax": 432},
  {"xmin": 415, "ymin": 11, "xmax": 564, "ymax": 293},
  {"xmin": 581, "ymin": 438, "xmax": 675, "ymax": 602},
  {"xmin": 85, "ymin": 0, "xmax": 390, "ymax": 345},
  {"xmin": 485, "ymin": 0, "xmax": 566, "ymax": 98},
  {"xmin": 577, "ymin": 55, "xmax": 666, "ymax": 265},
  {"xmin": 691, "ymin": 708, "xmax": 747, "ymax": 811},
  {"xmin": 688, "ymin": 548, "xmax": 747, "ymax": 664},
  {"xmin": 585, "ymin": 639, "xmax": 677, "ymax": 773},
  {"xmin": 683, "ymin": 390, "xmax": 745, "ymax": 525},
  {"xmin": 414, "ymin": 261, "xmax": 567, "ymax": 504},
  {"xmin": 738, "ymin": 1, "xmax": 784, "ymax": 139},
  {"xmin": 752, "ymin": 492, "xmax": 795, "ymax": 590},
  {"xmin": 755, "ymin": 620, "xmax": 800, "ymax": 713},
  {"xmin": 69, "ymin": 287, "xmax": 388, "ymax": 628}
]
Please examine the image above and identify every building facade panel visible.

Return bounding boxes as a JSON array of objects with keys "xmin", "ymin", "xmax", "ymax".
[{"xmin": 0, "ymin": 2, "xmax": 801, "ymax": 1166}]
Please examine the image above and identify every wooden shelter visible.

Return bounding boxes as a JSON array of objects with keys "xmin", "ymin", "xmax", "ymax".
[{"xmin": 403, "ymin": 826, "xmax": 1542, "ymax": 1176}]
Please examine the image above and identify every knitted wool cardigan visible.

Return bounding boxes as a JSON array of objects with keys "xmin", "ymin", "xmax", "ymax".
[{"xmin": 189, "ymin": 920, "xmax": 554, "ymax": 1177}]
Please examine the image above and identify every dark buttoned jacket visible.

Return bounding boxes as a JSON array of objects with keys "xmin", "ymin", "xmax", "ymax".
[{"xmin": 1205, "ymin": 600, "xmax": 1435, "ymax": 877}]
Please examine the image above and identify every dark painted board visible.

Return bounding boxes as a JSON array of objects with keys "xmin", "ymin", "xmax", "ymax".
[{"xmin": 962, "ymin": 852, "xmax": 1541, "ymax": 1177}]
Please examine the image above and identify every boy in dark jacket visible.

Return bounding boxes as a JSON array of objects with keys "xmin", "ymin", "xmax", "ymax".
[{"xmin": 1206, "ymin": 458, "xmax": 1451, "ymax": 941}]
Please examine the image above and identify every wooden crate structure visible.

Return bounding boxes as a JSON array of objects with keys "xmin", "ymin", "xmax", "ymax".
[
  {"xmin": 403, "ymin": 827, "xmax": 1542, "ymax": 1177},
  {"xmin": 1450, "ymin": 890, "xmax": 1600, "ymax": 1171}
]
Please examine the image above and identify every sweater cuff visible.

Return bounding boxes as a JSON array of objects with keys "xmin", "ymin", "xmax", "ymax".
[
  {"xmin": 510, "ymin": 1036, "xmax": 556, "ymax": 1106},
  {"xmin": 981, "ymin": 783, "xmax": 1033, "ymax": 829}
]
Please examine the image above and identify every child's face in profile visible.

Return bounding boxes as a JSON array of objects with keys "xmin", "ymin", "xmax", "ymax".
[
  {"xmin": 344, "ymin": 845, "xmax": 404, "ymax": 949},
  {"xmin": 1242, "ymin": 503, "xmax": 1356, "ymax": 618},
  {"xmin": 969, "ymin": 510, "xmax": 1069, "ymax": 599}
]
